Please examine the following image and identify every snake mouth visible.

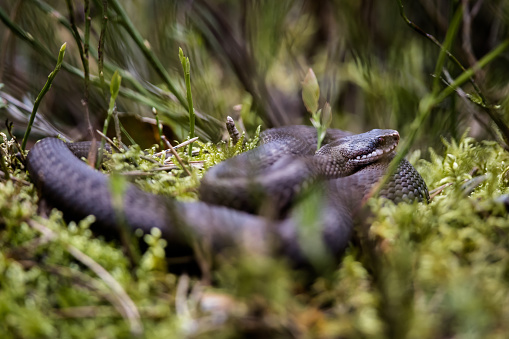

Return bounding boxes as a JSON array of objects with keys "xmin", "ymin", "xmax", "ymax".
[
  {"xmin": 351, "ymin": 131, "xmax": 399, "ymax": 164},
  {"xmin": 352, "ymin": 143, "xmax": 397, "ymax": 163}
]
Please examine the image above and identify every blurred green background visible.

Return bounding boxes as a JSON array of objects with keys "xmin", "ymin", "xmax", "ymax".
[{"xmin": 0, "ymin": 0, "xmax": 508, "ymax": 151}]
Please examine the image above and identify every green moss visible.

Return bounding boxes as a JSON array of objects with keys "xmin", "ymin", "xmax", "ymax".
[
  {"xmin": 365, "ymin": 135, "xmax": 509, "ymax": 338},
  {"xmin": 2, "ymin": 131, "xmax": 509, "ymax": 338}
]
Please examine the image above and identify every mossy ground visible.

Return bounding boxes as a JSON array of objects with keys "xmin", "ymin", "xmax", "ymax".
[
  {"xmin": 1, "ymin": 1, "xmax": 509, "ymax": 338},
  {"xmin": 1, "ymin": 130, "xmax": 509, "ymax": 338}
]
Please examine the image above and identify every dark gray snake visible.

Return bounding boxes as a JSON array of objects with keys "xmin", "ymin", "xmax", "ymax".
[{"xmin": 26, "ymin": 126, "xmax": 429, "ymax": 265}]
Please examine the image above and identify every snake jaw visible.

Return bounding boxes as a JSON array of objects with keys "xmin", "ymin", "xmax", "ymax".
[
  {"xmin": 315, "ymin": 129, "xmax": 400, "ymax": 177},
  {"xmin": 351, "ymin": 136, "xmax": 398, "ymax": 164},
  {"xmin": 342, "ymin": 129, "xmax": 400, "ymax": 166}
]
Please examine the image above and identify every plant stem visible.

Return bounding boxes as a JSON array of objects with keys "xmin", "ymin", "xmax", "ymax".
[
  {"xmin": 97, "ymin": 71, "xmax": 122, "ymax": 167},
  {"xmin": 21, "ymin": 43, "xmax": 66, "ymax": 151},
  {"xmin": 161, "ymin": 136, "xmax": 192, "ymax": 176},
  {"xmin": 64, "ymin": 0, "xmax": 86, "ymax": 73},
  {"xmin": 179, "ymin": 48, "xmax": 195, "ymax": 156},
  {"xmin": 98, "ymin": 0, "xmax": 108, "ymax": 95},
  {"xmin": 108, "ymin": 0, "xmax": 188, "ymax": 110},
  {"xmin": 432, "ymin": 5, "xmax": 463, "ymax": 96},
  {"xmin": 152, "ymin": 108, "xmax": 165, "ymax": 151}
]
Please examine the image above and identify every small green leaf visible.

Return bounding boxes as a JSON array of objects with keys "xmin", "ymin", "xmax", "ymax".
[
  {"xmin": 302, "ymin": 68, "xmax": 320, "ymax": 114},
  {"xmin": 57, "ymin": 42, "xmax": 66, "ymax": 65},
  {"xmin": 110, "ymin": 70, "xmax": 122, "ymax": 98},
  {"xmin": 321, "ymin": 102, "xmax": 332, "ymax": 128},
  {"xmin": 178, "ymin": 47, "xmax": 184, "ymax": 64}
]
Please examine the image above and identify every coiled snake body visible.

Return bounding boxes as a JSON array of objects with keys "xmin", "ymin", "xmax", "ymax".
[{"xmin": 27, "ymin": 126, "xmax": 429, "ymax": 265}]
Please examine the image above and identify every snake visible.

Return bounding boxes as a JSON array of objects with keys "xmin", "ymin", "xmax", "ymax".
[{"xmin": 26, "ymin": 126, "xmax": 429, "ymax": 265}]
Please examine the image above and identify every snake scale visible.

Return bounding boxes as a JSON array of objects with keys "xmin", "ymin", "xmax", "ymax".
[{"xmin": 26, "ymin": 126, "xmax": 429, "ymax": 265}]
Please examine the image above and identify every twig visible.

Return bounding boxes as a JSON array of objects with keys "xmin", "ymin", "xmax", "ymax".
[
  {"xmin": 95, "ymin": 131, "xmax": 164, "ymax": 165},
  {"xmin": 154, "ymin": 137, "xmax": 199, "ymax": 157},
  {"xmin": 95, "ymin": 130, "xmax": 122, "ymax": 153},
  {"xmin": 163, "ymin": 151, "xmax": 201, "ymax": 163},
  {"xmin": 120, "ymin": 168, "xmax": 201, "ymax": 177},
  {"xmin": 174, "ymin": 137, "xmax": 200, "ymax": 150},
  {"xmin": 27, "ymin": 219, "xmax": 143, "ymax": 336},
  {"xmin": 161, "ymin": 136, "xmax": 192, "ymax": 176},
  {"xmin": 96, "ymin": 129, "xmax": 164, "ymax": 170},
  {"xmin": 119, "ymin": 161, "xmax": 204, "ymax": 175},
  {"xmin": 121, "ymin": 167, "xmax": 178, "ymax": 176},
  {"xmin": 429, "ymin": 183, "xmax": 453, "ymax": 200},
  {"xmin": 164, "ymin": 161, "xmax": 204, "ymax": 170},
  {"xmin": 140, "ymin": 155, "xmax": 163, "ymax": 165}
]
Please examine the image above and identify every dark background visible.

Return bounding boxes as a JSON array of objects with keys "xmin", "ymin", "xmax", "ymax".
[{"xmin": 1, "ymin": 0, "xmax": 508, "ymax": 151}]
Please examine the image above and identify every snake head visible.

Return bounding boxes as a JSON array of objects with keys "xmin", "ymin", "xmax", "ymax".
[{"xmin": 316, "ymin": 129, "xmax": 400, "ymax": 177}]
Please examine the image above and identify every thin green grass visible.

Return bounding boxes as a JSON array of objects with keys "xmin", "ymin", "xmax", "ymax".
[
  {"xmin": 21, "ymin": 43, "xmax": 66, "ymax": 151},
  {"xmin": 179, "ymin": 48, "xmax": 196, "ymax": 157}
]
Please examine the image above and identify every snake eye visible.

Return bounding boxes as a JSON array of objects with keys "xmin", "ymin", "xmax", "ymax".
[{"xmin": 378, "ymin": 137, "xmax": 385, "ymax": 143}]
